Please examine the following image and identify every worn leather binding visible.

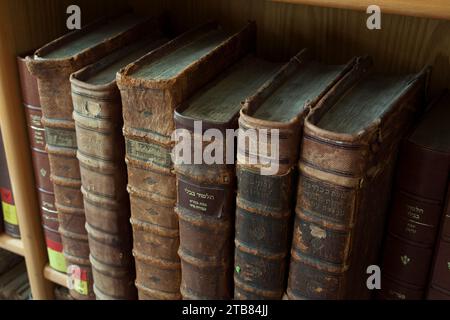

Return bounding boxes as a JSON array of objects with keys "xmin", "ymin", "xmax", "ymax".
[
  {"xmin": 0, "ymin": 131, "xmax": 18, "ymax": 238},
  {"xmin": 27, "ymin": 13, "xmax": 160, "ymax": 300},
  {"xmin": 174, "ymin": 55, "xmax": 281, "ymax": 300},
  {"xmin": 70, "ymin": 34, "xmax": 169, "ymax": 300},
  {"xmin": 286, "ymin": 66, "xmax": 430, "ymax": 300},
  {"xmin": 234, "ymin": 50, "xmax": 363, "ymax": 300},
  {"xmin": 117, "ymin": 21, "xmax": 255, "ymax": 300},
  {"xmin": 379, "ymin": 93, "xmax": 450, "ymax": 300},
  {"xmin": 426, "ymin": 94, "xmax": 450, "ymax": 300},
  {"xmin": 17, "ymin": 55, "xmax": 66, "ymax": 271}
]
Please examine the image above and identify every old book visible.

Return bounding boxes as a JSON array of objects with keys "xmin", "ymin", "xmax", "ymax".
[
  {"xmin": 234, "ymin": 50, "xmax": 365, "ymax": 300},
  {"xmin": 117, "ymin": 21, "xmax": 255, "ymax": 300},
  {"xmin": 0, "ymin": 130, "xmax": 19, "ymax": 238},
  {"xmin": 70, "ymin": 34, "xmax": 169, "ymax": 300},
  {"xmin": 286, "ymin": 67, "xmax": 430, "ymax": 300},
  {"xmin": 174, "ymin": 55, "xmax": 282, "ymax": 300},
  {"xmin": 426, "ymin": 94, "xmax": 450, "ymax": 300},
  {"xmin": 379, "ymin": 93, "xmax": 450, "ymax": 300},
  {"xmin": 17, "ymin": 54, "xmax": 66, "ymax": 273},
  {"xmin": 27, "ymin": 12, "xmax": 159, "ymax": 300}
]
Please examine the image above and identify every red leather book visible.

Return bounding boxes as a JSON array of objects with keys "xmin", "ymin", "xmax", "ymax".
[
  {"xmin": 380, "ymin": 92, "xmax": 450, "ymax": 300},
  {"xmin": 0, "ymin": 129, "xmax": 19, "ymax": 238},
  {"xmin": 17, "ymin": 54, "xmax": 66, "ymax": 272}
]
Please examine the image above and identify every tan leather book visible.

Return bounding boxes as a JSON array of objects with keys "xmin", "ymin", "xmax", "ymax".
[
  {"xmin": 287, "ymin": 66, "xmax": 430, "ymax": 300},
  {"xmin": 70, "ymin": 34, "xmax": 168, "ymax": 300},
  {"xmin": 27, "ymin": 12, "xmax": 161, "ymax": 300},
  {"xmin": 174, "ymin": 55, "xmax": 282, "ymax": 300},
  {"xmin": 234, "ymin": 50, "xmax": 366, "ymax": 300},
  {"xmin": 116, "ymin": 21, "xmax": 255, "ymax": 300}
]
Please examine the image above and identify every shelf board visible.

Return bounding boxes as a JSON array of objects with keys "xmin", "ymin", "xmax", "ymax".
[
  {"xmin": 0, "ymin": 233, "xmax": 24, "ymax": 256},
  {"xmin": 43, "ymin": 264, "xmax": 68, "ymax": 288},
  {"xmin": 272, "ymin": 0, "xmax": 450, "ymax": 21}
]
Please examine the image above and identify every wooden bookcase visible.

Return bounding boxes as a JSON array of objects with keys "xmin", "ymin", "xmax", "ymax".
[{"xmin": 0, "ymin": 0, "xmax": 448, "ymax": 300}]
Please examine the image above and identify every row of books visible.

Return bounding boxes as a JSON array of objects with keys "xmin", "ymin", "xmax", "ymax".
[{"xmin": 16, "ymin": 11, "xmax": 449, "ymax": 300}]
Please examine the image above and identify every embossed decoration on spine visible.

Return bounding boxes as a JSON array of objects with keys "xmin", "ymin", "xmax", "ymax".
[
  {"xmin": 27, "ymin": 13, "xmax": 158, "ymax": 300},
  {"xmin": 234, "ymin": 51, "xmax": 359, "ymax": 300},
  {"xmin": 117, "ymin": 21, "xmax": 255, "ymax": 300},
  {"xmin": 287, "ymin": 65, "xmax": 430, "ymax": 300}
]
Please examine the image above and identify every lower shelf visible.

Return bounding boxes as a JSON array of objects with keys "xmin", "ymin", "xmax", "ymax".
[
  {"xmin": 0, "ymin": 233, "xmax": 24, "ymax": 256},
  {"xmin": 43, "ymin": 264, "xmax": 68, "ymax": 288}
]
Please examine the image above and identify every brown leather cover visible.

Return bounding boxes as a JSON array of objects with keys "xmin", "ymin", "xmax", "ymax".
[
  {"xmin": 70, "ymin": 34, "xmax": 168, "ymax": 300},
  {"xmin": 0, "ymin": 129, "xmax": 18, "ymax": 238},
  {"xmin": 17, "ymin": 54, "xmax": 66, "ymax": 272},
  {"xmin": 379, "ymin": 96, "xmax": 450, "ymax": 300},
  {"xmin": 427, "ymin": 180, "xmax": 450, "ymax": 299},
  {"xmin": 234, "ymin": 51, "xmax": 366, "ymax": 300},
  {"xmin": 27, "ymin": 13, "xmax": 159, "ymax": 300},
  {"xmin": 117, "ymin": 21, "xmax": 255, "ymax": 300},
  {"xmin": 286, "ymin": 67, "xmax": 430, "ymax": 300}
]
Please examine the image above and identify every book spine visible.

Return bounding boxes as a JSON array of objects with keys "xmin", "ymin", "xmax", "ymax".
[
  {"xmin": 17, "ymin": 55, "xmax": 66, "ymax": 270},
  {"xmin": 427, "ymin": 182, "xmax": 450, "ymax": 299},
  {"xmin": 175, "ymin": 127, "xmax": 236, "ymax": 299},
  {"xmin": 0, "ymin": 136, "xmax": 18, "ymax": 238},
  {"xmin": 287, "ymin": 71, "xmax": 426, "ymax": 300},
  {"xmin": 71, "ymin": 83, "xmax": 136, "ymax": 300},
  {"xmin": 27, "ymin": 68, "xmax": 94, "ymax": 300},
  {"xmin": 379, "ymin": 142, "xmax": 449, "ymax": 300},
  {"xmin": 234, "ymin": 116, "xmax": 303, "ymax": 299},
  {"xmin": 124, "ymin": 131, "xmax": 181, "ymax": 300}
]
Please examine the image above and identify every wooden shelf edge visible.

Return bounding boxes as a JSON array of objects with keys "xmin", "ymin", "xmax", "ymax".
[
  {"xmin": 0, "ymin": 233, "xmax": 24, "ymax": 256},
  {"xmin": 43, "ymin": 264, "xmax": 68, "ymax": 288},
  {"xmin": 272, "ymin": 0, "xmax": 450, "ymax": 21}
]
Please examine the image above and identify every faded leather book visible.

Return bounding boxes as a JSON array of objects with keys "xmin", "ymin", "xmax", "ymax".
[
  {"xmin": 17, "ymin": 54, "xmax": 66, "ymax": 273},
  {"xmin": 27, "ymin": 12, "xmax": 160, "ymax": 300},
  {"xmin": 0, "ymin": 130, "xmax": 19, "ymax": 238},
  {"xmin": 425, "ymin": 93, "xmax": 450, "ymax": 300},
  {"xmin": 174, "ymin": 55, "xmax": 282, "ymax": 300},
  {"xmin": 287, "ymin": 66, "xmax": 430, "ymax": 300},
  {"xmin": 116, "ymin": 21, "xmax": 255, "ymax": 300},
  {"xmin": 234, "ymin": 50, "xmax": 365, "ymax": 300},
  {"xmin": 70, "ymin": 34, "xmax": 169, "ymax": 300},
  {"xmin": 379, "ymin": 93, "xmax": 450, "ymax": 300}
]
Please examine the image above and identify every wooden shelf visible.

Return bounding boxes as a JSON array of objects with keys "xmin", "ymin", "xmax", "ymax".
[
  {"xmin": 0, "ymin": 233, "xmax": 24, "ymax": 256},
  {"xmin": 43, "ymin": 264, "xmax": 68, "ymax": 288},
  {"xmin": 273, "ymin": 0, "xmax": 450, "ymax": 21}
]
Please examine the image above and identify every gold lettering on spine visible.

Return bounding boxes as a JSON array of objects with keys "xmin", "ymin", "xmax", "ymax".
[{"xmin": 45, "ymin": 128, "xmax": 77, "ymax": 148}]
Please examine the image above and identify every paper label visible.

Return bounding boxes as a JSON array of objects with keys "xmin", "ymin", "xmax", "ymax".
[
  {"xmin": 67, "ymin": 265, "xmax": 89, "ymax": 296},
  {"xmin": 2, "ymin": 202, "xmax": 18, "ymax": 225},
  {"xmin": 46, "ymin": 238, "xmax": 67, "ymax": 273}
]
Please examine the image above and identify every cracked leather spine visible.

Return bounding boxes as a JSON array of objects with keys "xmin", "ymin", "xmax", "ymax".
[{"xmin": 287, "ymin": 67, "xmax": 429, "ymax": 300}]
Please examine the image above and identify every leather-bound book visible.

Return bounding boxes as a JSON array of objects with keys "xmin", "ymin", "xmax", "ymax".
[
  {"xmin": 174, "ymin": 55, "xmax": 282, "ymax": 300},
  {"xmin": 0, "ymin": 131, "xmax": 19, "ymax": 238},
  {"xmin": 287, "ymin": 67, "xmax": 430, "ymax": 300},
  {"xmin": 425, "ymin": 94, "xmax": 450, "ymax": 300},
  {"xmin": 27, "ymin": 12, "xmax": 160, "ymax": 300},
  {"xmin": 428, "ymin": 187, "xmax": 450, "ymax": 299},
  {"xmin": 17, "ymin": 54, "xmax": 66, "ymax": 272},
  {"xmin": 117, "ymin": 21, "xmax": 255, "ymax": 300},
  {"xmin": 379, "ymin": 93, "xmax": 450, "ymax": 300},
  {"xmin": 234, "ymin": 50, "xmax": 365, "ymax": 300},
  {"xmin": 70, "ymin": 34, "xmax": 169, "ymax": 300}
]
